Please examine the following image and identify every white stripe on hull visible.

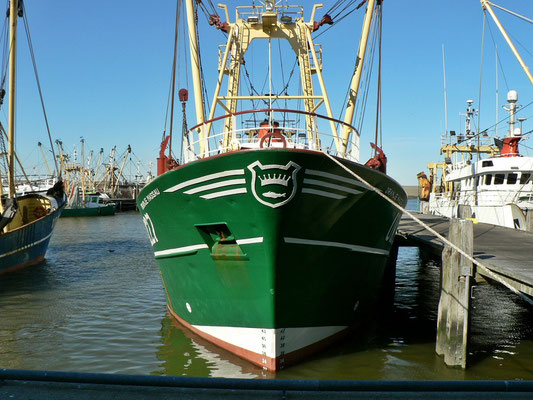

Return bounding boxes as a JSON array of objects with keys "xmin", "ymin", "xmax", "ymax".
[
  {"xmin": 154, "ymin": 236, "xmax": 263, "ymax": 258},
  {"xmin": 192, "ymin": 325, "xmax": 347, "ymax": 360},
  {"xmin": 200, "ymin": 188, "xmax": 247, "ymax": 199},
  {"xmin": 0, "ymin": 231, "xmax": 53, "ymax": 259},
  {"xmin": 301, "ymin": 188, "xmax": 346, "ymax": 199},
  {"xmin": 303, "ymin": 178, "xmax": 362, "ymax": 195},
  {"xmin": 305, "ymin": 169, "xmax": 369, "ymax": 189},
  {"xmin": 164, "ymin": 169, "xmax": 245, "ymax": 193},
  {"xmin": 284, "ymin": 237, "xmax": 389, "ymax": 256},
  {"xmin": 184, "ymin": 178, "xmax": 246, "ymax": 194}
]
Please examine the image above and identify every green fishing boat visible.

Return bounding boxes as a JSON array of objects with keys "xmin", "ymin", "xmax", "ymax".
[
  {"xmin": 139, "ymin": 0, "xmax": 406, "ymax": 370},
  {"xmin": 61, "ymin": 188, "xmax": 115, "ymax": 217}
]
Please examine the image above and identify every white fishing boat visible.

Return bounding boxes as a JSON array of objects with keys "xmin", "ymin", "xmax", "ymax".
[
  {"xmin": 418, "ymin": 0, "xmax": 533, "ymax": 230},
  {"xmin": 419, "ymin": 92, "xmax": 533, "ymax": 230}
]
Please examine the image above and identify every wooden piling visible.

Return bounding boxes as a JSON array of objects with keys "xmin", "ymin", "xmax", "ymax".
[
  {"xmin": 435, "ymin": 218, "xmax": 474, "ymax": 369},
  {"xmin": 526, "ymin": 210, "xmax": 533, "ymax": 232}
]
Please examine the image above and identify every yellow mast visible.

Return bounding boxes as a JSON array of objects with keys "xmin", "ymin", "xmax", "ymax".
[
  {"xmin": 7, "ymin": 0, "xmax": 18, "ymax": 197},
  {"xmin": 81, "ymin": 139, "xmax": 86, "ymax": 206},
  {"xmin": 185, "ymin": 0, "xmax": 207, "ymax": 157},
  {"xmin": 340, "ymin": 0, "xmax": 377, "ymax": 157},
  {"xmin": 38, "ymin": 142, "xmax": 52, "ymax": 176},
  {"xmin": 481, "ymin": 0, "xmax": 533, "ymax": 86},
  {"xmin": 113, "ymin": 145, "xmax": 131, "ymax": 196},
  {"xmin": 204, "ymin": 3, "xmax": 339, "ymax": 152}
]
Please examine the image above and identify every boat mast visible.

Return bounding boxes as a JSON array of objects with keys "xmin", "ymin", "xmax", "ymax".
[
  {"xmin": 7, "ymin": 0, "xmax": 19, "ymax": 197},
  {"xmin": 480, "ymin": 0, "xmax": 533, "ymax": 86},
  {"xmin": 340, "ymin": 0, "xmax": 377, "ymax": 156},
  {"xmin": 185, "ymin": 0, "xmax": 207, "ymax": 157},
  {"xmin": 113, "ymin": 145, "xmax": 131, "ymax": 196},
  {"xmin": 81, "ymin": 139, "xmax": 86, "ymax": 205},
  {"xmin": 38, "ymin": 142, "xmax": 52, "ymax": 176},
  {"xmin": 204, "ymin": 3, "xmax": 339, "ymax": 152}
]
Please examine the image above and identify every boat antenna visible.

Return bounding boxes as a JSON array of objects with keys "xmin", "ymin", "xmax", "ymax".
[
  {"xmin": 495, "ymin": 44, "xmax": 499, "ymax": 137},
  {"xmin": 442, "ymin": 44, "xmax": 449, "ymax": 140}
]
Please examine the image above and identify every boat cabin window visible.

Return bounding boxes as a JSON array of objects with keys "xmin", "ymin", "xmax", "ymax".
[
  {"xmin": 494, "ymin": 174, "xmax": 504, "ymax": 185},
  {"xmin": 485, "ymin": 174, "xmax": 492, "ymax": 185},
  {"xmin": 482, "ymin": 160, "xmax": 494, "ymax": 167},
  {"xmin": 507, "ymin": 173, "xmax": 518, "ymax": 185},
  {"xmin": 91, "ymin": 197, "xmax": 98, "ymax": 203},
  {"xmin": 520, "ymin": 173, "xmax": 531, "ymax": 185}
]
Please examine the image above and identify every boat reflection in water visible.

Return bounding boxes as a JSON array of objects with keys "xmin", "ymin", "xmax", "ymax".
[{"xmin": 156, "ymin": 313, "xmax": 268, "ymax": 379}]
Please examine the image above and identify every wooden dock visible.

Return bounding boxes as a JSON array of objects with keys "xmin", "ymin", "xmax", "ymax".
[{"xmin": 396, "ymin": 212, "xmax": 533, "ymax": 297}]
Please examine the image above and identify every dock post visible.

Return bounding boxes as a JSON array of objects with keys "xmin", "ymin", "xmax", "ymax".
[
  {"xmin": 526, "ymin": 210, "xmax": 533, "ymax": 232},
  {"xmin": 435, "ymin": 218, "xmax": 474, "ymax": 369}
]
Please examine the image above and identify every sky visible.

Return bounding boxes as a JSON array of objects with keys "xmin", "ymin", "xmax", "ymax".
[{"xmin": 4, "ymin": 0, "xmax": 533, "ymax": 185}]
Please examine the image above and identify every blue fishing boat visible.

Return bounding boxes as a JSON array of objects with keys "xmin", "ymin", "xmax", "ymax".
[{"xmin": 0, "ymin": 0, "xmax": 65, "ymax": 274}]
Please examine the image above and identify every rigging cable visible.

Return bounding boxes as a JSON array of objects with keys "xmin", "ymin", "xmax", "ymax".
[
  {"xmin": 21, "ymin": 2, "xmax": 60, "ymax": 178},
  {"xmin": 487, "ymin": 2, "xmax": 533, "ymax": 25},
  {"xmin": 354, "ymin": 7, "xmax": 379, "ymax": 137},
  {"xmin": 486, "ymin": 19, "xmax": 510, "ymax": 91},
  {"xmin": 168, "ymin": 0, "xmax": 182, "ymax": 158},
  {"xmin": 323, "ymin": 150, "xmax": 533, "ymax": 308},
  {"xmin": 373, "ymin": 3, "xmax": 382, "ymax": 152},
  {"xmin": 315, "ymin": 0, "xmax": 367, "ymax": 40},
  {"xmin": 477, "ymin": 10, "xmax": 486, "ymax": 145}
]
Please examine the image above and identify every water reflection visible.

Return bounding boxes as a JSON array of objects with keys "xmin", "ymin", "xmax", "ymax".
[
  {"xmin": 0, "ymin": 211, "xmax": 532, "ymax": 380},
  {"xmin": 155, "ymin": 313, "xmax": 267, "ymax": 378}
]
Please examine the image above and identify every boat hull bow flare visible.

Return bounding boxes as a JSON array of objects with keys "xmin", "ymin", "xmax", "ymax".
[{"xmin": 138, "ymin": 150, "xmax": 406, "ymax": 370}]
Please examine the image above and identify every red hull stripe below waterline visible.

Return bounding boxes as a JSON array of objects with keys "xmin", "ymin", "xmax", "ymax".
[
  {"xmin": 167, "ymin": 306, "xmax": 351, "ymax": 371},
  {"xmin": 0, "ymin": 254, "xmax": 45, "ymax": 275}
]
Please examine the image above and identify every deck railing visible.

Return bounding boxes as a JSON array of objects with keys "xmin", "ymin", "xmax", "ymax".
[{"xmin": 183, "ymin": 109, "xmax": 360, "ymax": 163}]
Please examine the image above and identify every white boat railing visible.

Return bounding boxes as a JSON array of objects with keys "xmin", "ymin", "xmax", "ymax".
[
  {"xmin": 183, "ymin": 109, "xmax": 360, "ymax": 164},
  {"xmin": 431, "ymin": 189, "xmax": 533, "ymax": 209}
]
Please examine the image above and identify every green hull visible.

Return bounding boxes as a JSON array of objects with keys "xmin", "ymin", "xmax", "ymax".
[
  {"xmin": 61, "ymin": 204, "xmax": 116, "ymax": 217},
  {"xmin": 138, "ymin": 149, "xmax": 406, "ymax": 369}
]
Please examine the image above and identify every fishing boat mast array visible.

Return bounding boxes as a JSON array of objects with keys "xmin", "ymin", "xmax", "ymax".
[{"xmin": 138, "ymin": 0, "xmax": 406, "ymax": 370}]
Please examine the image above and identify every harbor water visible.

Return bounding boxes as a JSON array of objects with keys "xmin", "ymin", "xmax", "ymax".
[{"xmin": 1, "ymin": 201, "xmax": 532, "ymax": 380}]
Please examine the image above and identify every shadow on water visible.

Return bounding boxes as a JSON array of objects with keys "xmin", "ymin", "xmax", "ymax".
[{"xmin": 0, "ymin": 259, "xmax": 64, "ymax": 299}]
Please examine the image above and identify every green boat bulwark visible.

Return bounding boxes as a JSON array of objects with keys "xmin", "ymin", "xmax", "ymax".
[{"xmin": 139, "ymin": 1, "xmax": 406, "ymax": 370}]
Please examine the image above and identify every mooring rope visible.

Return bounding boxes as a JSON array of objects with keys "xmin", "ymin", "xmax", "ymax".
[{"xmin": 323, "ymin": 152, "xmax": 533, "ymax": 307}]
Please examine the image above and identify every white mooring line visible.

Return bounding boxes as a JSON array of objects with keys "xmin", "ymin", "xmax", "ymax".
[{"xmin": 323, "ymin": 151, "xmax": 533, "ymax": 307}]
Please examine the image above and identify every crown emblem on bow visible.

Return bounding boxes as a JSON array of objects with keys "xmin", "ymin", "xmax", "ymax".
[{"xmin": 258, "ymin": 173, "xmax": 291, "ymax": 187}]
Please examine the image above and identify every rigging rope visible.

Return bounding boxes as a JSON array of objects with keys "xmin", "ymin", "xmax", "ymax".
[
  {"xmin": 486, "ymin": 20, "xmax": 510, "ymax": 92},
  {"xmin": 316, "ymin": 0, "xmax": 367, "ymax": 40},
  {"xmin": 21, "ymin": 2, "xmax": 60, "ymax": 179},
  {"xmin": 487, "ymin": 2, "xmax": 533, "ymax": 25},
  {"xmin": 373, "ymin": 4, "xmax": 382, "ymax": 152},
  {"xmin": 477, "ymin": 12, "xmax": 486, "ymax": 140},
  {"xmin": 323, "ymin": 151, "xmax": 533, "ymax": 308}
]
